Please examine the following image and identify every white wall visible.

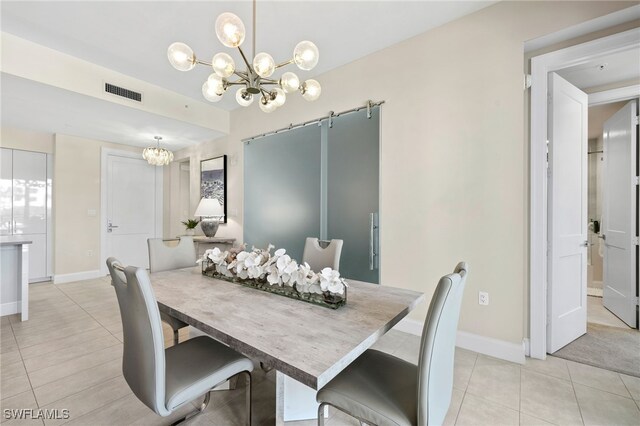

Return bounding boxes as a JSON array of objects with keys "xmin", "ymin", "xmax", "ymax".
[
  {"xmin": 53, "ymin": 134, "xmax": 141, "ymax": 276},
  {"xmin": 1, "ymin": 127, "xmax": 54, "ymax": 153},
  {"xmin": 174, "ymin": 1, "xmax": 637, "ymax": 346}
]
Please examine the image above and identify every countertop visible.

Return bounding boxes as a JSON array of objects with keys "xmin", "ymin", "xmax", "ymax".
[{"xmin": 0, "ymin": 236, "xmax": 33, "ymax": 246}]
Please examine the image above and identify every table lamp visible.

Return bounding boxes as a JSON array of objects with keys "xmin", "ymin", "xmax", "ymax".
[{"xmin": 194, "ymin": 198, "xmax": 224, "ymax": 237}]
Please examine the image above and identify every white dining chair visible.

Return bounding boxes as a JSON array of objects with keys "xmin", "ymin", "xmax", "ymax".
[
  {"xmin": 147, "ymin": 237, "xmax": 196, "ymax": 345},
  {"xmin": 106, "ymin": 257, "xmax": 253, "ymax": 425},
  {"xmin": 316, "ymin": 262, "xmax": 469, "ymax": 426},
  {"xmin": 302, "ymin": 238, "xmax": 343, "ymax": 272}
]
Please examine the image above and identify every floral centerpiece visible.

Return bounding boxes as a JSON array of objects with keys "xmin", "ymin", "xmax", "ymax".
[{"xmin": 198, "ymin": 244, "xmax": 347, "ymax": 309}]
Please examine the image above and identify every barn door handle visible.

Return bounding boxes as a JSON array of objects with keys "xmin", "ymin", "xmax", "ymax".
[{"xmin": 369, "ymin": 213, "xmax": 378, "ymax": 270}]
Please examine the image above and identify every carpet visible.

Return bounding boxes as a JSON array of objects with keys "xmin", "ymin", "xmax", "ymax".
[{"xmin": 552, "ymin": 322, "xmax": 640, "ymax": 377}]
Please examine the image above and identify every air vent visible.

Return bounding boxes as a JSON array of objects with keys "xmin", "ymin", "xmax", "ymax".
[{"xmin": 104, "ymin": 83, "xmax": 142, "ymax": 102}]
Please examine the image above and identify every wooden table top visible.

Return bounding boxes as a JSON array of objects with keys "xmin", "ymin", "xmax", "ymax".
[{"xmin": 151, "ymin": 267, "xmax": 424, "ymax": 389}]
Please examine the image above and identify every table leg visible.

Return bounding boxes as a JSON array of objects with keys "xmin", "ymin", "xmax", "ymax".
[{"xmin": 275, "ymin": 371, "xmax": 328, "ymax": 425}]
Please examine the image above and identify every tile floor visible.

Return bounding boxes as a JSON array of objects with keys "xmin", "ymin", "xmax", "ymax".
[
  {"xmin": 587, "ymin": 296, "xmax": 631, "ymax": 329},
  {"xmin": 1, "ymin": 278, "xmax": 640, "ymax": 425}
]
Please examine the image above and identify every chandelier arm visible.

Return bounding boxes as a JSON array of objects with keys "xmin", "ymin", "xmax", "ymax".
[
  {"xmin": 195, "ymin": 59, "xmax": 212, "ymax": 67},
  {"xmin": 226, "ymin": 81, "xmax": 248, "ymax": 86},
  {"xmin": 275, "ymin": 59, "xmax": 294, "ymax": 69},
  {"xmin": 259, "ymin": 81, "xmax": 279, "ymax": 85},
  {"xmin": 237, "ymin": 46, "xmax": 254, "ymax": 74},
  {"xmin": 234, "ymin": 70, "xmax": 249, "ymax": 79},
  {"xmin": 259, "ymin": 87, "xmax": 271, "ymax": 100}
]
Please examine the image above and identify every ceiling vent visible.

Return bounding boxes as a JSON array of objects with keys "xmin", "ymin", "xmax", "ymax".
[{"xmin": 104, "ymin": 82, "xmax": 142, "ymax": 102}]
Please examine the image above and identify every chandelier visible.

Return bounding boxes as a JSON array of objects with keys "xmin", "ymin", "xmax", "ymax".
[
  {"xmin": 167, "ymin": 1, "xmax": 320, "ymax": 113},
  {"xmin": 143, "ymin": 136, "xmax": 174, "ymax": 166}
]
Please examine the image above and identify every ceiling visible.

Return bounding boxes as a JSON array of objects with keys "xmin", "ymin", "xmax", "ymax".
[
  {"xmin": 557, "ymin": 47, "xmax": 640, "ymax": 90},
  {"xmin": 1, "ymin": 1, "xmax": 496, "ymax": 112},
  {"xmin": 1, "ymin": 73, "xmax": 224, "ymax": 150}
]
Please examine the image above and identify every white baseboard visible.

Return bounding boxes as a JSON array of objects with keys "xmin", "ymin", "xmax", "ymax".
[
  {"xmin": 393, "ymin": 317, "xmax": 526, "ymax": 364},
  {"xmin": 0, "ymin": 302, "xmax": 19, "ymax": 316},
  {"xmin": 53, "ymin": 270, "xmax": 103, "ymax": 284}
]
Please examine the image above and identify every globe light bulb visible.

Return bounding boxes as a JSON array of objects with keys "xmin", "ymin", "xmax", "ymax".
[
  {"xmin": 235, "ymin": 88, "xmax": 254, "ymax": 107},
  {"xmin": 207, "ymin": 74, "xmax": 226, "ymax": 95},
  {"xmin": 202, "ymin": 81, "xmax": 223, "ymax": 102},
  {"xmin": 212, "ymin": 52, "xmax": 235, "ymax": 78},
  {"xmin": 252, "ymin": 52, "xmax": 275, "ymax": 78},
  {"xmin": 272, "ymin": 88, "xmax": 286, "ymax": 107},
  {"xmin": 215, "ymin": 12, "xmax": 246, "ymax": 48},
  {"xmin": 259, "ymin": 96, "xmax": 277, "ymax": 113},
  {"xmin": 167, "ymin": 42, "xmax": 196, "ymax": 71},
  {"xmin": 301, "ymin": 79, "xmax": 321, "ymax": 101},
  {"xmin": 279, "ymin": 72, "xmax": 300, "ymax": 93},
  {"xmin": 293, "ymin": 41, "xmax": 319, "ymax": 71}
]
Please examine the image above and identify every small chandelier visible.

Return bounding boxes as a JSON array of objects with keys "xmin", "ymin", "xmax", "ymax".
[
  {"xmin": 143, "ymin": 136, "xmax": 174, "ymax": 166},
  {"xmin": 167, "ymin": 1, "xmax": 320, "ymax": 113}
]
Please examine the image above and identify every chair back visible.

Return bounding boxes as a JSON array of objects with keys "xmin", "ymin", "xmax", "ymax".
[
  {"xmin": 148, "ymin": 237, "xmax": 196, "ymax": 273},
  {"xmin": 417, "ymin": 262, "xmax": 468, "ymax": 426},
  {"xmin": 106, "ymin": 257, "xmax": 169, "ymax": 416},
  {"xmin": 302, "ymin": 238, "xmax": 343, "ymax": 272}
]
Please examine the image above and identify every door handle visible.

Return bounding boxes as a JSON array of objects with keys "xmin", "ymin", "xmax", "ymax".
[
  {"xmin": 369, "ymin": 213, "xmax": 378, "ymax": 271},
  {"xmin": 107, "ymin": 220, "xmax": 119, "ymax": 233},
  {"xmin": 598, "ymin": 234, "xmax": 606, "ymax": 240}
]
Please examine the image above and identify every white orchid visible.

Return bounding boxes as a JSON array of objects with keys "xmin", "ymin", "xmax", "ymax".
[
  {"xmin": 234, "ymin": 251, "xmax": 250, "ymax": 274},
  {"xmin": 266, "ymin": 264, "xmax": 283, "ymax": 286},
  {"xmin": 202, "ymin": 244, "xmax": 346, "ymax": 303},
  {"xmin": 207, "ymin": 247, "xmax": 228, "ymax": 265},
  {"xmin": 275, "ymin": 255, "xmax": 298, "ymax": 286},
  {"xmin": 216, "ymin": 263, "xmax": 234, "ymax": 278},
  {"xmin": 294, "ymin": 263, "xmax": 323, "ymax": 294},
  {"xmin": 319, "ymin": 267, "xmax": 346, "ymax": 295}
]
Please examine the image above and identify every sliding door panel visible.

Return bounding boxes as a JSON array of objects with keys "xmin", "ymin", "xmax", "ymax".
[
  {"xmin": 244, "ymin": 125, "xmax": 321, "ymax": 262},
  {"xmin": 327, "ymin": 108, "xmax": 380, "ymax": 283}
]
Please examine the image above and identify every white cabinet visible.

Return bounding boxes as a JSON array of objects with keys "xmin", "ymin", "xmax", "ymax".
[
  {"xmin": 0, "ymin": 149, "xmax": 12, "ymax": 236},
  {"xmin": 1, "ymin": 148, "xmax": 51, "ymax": 282}
]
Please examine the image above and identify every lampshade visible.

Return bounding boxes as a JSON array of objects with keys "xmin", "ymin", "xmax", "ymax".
[{"xmin": 194, "ymin": 198, "xmax": 224, "ymax": 217}]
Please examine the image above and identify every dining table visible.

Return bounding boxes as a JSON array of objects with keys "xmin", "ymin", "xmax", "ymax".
[{"xmin": 150, "ymin": 266, "xmax": 425, "ymax": 424}]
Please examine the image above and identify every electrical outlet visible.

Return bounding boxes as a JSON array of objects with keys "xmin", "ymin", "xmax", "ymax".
[
  {"xmin": 87, "ymin": 250, "xmax": 93, "ymax": 257},
  {"xmin": 479, "ymin": 291, "xmax": 489, "ymax": 306}
]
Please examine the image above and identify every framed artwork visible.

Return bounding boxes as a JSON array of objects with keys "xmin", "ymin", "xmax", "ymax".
[{"xmin": 200, "ymin": 155, "xmax": 227, "ymax": 223}]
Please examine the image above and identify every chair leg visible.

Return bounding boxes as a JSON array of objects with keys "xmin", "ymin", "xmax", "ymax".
[
  {"xmin": 318, "ymin": 402, "xmax": 327, "ymax": 426},
  {"xmin": 169, "ymin": 392, "xmax": 211, "ymax": 425},
  {"xmin": 173, "ymin": 329, "xmax": 180, "ymax": 346},
  {"xmin": 244, "ymin": 371, "xmax": 252, "ymax": 426}
]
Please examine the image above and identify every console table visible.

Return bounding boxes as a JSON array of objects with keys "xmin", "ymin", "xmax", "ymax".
[
  {"xmin": 0, "ymin": 236, "xmax": 31, "ymax": 321},
  {"xmin": 192, "ymin": 236, "xmax": 236, "ymax": 257}
]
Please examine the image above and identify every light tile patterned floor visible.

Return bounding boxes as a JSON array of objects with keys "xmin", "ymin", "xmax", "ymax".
[
  {"xmin": 1, "ymin": 278, "xmax": 639, "ymax": 425},
  {"xmin": 587, "ymin": 296, "xmax": 630, "ymax": 329}
]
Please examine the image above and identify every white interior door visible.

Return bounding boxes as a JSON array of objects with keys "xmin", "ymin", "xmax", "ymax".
[
  {"xmin": 602, "ymin": 100, "xmax": 638, "ymax": 328},
  {"xmin": 105, "ymin": 152, "xmax": 160, "ymax": 270},
  {"xmin": 547, "ymin": 73, "xmax": 588, "ymax": 353}
]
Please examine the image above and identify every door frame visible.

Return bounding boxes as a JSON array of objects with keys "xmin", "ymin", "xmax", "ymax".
[
  {"xmin": 100, "ymin": 147, "xmax": 163, "ymax": 276},
  {"xmin": 529, "ymin": 27, "xmax": 640, "ymax": 359}
]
